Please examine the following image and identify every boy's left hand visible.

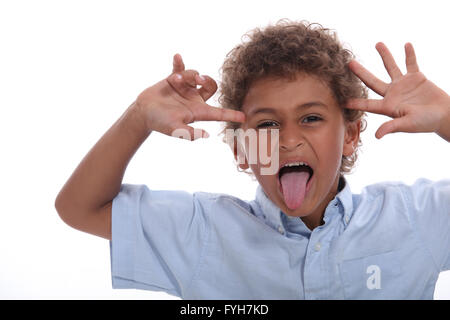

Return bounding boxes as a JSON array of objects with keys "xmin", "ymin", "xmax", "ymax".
[{"xmin": 346, "ymin": 42, "xmax": 450, "ymax": 141}]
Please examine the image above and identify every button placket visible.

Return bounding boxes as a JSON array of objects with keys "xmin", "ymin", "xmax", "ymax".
[
  {"xmin": 303, "ymin": 226, "xmax": 331, "ymax": 299},
  {"xmin": 314, "ymin": 242, "xmax": 321, "ymax": 251}
]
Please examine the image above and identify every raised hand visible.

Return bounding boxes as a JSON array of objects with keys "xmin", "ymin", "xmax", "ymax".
[
  {"xmin": 346, "ymin": 42, "xmax": 450, "ymax": 141},
  {"xmin": 135, "ymin": 54, "xmax": 245, "ymax": 140}
]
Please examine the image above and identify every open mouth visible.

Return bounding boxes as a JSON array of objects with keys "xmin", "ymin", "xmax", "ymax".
[{"xmin": 278, "ymin": 163, "xmax": 314, "ymax": 183}]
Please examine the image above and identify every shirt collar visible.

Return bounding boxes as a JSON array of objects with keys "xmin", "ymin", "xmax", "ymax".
[
  {"xmin": 254, "ymin": 176, "xmax": 354, "ymax": 233},
  {"xmin": 335, "ymin": 176, "xmax": 354, "ymax": 224},
  {"xmin": 254, "ymin": 183, "xmax": 284, "ymax": 233}
]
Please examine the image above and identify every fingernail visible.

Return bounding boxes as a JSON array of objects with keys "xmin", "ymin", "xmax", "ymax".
[
  {"xmin": 199, "ymin": 75, "xmax": 206, "ymax": 82},
  {"xmin": 203, "ymin": 131, "xmax": 210, "ymax": 138},
  {"xmin": 175, "ymin": 74, "xmax": 182, "ymax": 80}
]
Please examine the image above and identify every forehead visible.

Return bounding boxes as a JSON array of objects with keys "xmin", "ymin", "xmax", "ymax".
[{"xmin": 242, "ymin": 73, "xmax": 338, "ymax": 114}]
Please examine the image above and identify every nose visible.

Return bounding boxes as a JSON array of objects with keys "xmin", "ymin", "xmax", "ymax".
[{"xmin": 280, "ymin": 125, "xmax": 304, "ymax": 152}]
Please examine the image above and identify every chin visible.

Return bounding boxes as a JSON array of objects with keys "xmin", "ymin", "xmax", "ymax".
[{"xmin": 281, "ymin": 200, "xmax": 314, "ymax": 217}]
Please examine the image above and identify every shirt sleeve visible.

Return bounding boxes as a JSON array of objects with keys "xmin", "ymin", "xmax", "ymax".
[
  {"xmin": 109, "ymin": 184, "xmax": 209, "ymax": 298},
  {"xmin": 402, "ymin": 178, "xmax": 450, "ymax": 272}
]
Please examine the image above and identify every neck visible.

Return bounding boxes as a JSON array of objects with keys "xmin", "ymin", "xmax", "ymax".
[{"xmin": 300, "ymin": 174, "xmax": 341, "ymax": 230}]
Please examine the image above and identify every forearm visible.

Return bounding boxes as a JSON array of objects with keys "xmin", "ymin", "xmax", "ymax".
[{"xmin": 55, "ymin": 102, "xmax": 150, "ymax": 215}]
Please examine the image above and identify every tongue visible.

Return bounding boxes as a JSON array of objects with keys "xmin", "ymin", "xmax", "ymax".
[{"xmin": 280, "ymin": 171, "xmax": 310, "ymax": 210}]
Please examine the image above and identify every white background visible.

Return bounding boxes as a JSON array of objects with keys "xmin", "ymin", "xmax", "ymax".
[{"xmin": 1, "ymin": 0, "xmax": 449, "ymax": 299}]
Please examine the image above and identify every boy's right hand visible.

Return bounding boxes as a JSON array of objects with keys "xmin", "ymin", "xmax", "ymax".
[{"xmin": 134, "ymin": 54, "xmax": 246, "ymax": 140}]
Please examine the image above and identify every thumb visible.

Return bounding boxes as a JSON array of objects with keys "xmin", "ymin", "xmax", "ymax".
[
  {"xmin": 170, "ymin": 125, "xmax": 210, "ymax": 141},
  {"xmin": 375, "ymin": 117, "xmax": 411, "ymax": 139}
]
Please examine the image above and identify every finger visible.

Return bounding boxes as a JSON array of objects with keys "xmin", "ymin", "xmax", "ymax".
[
  {"xmin": 375, "ymin": 117, "xmax": 411, "ymax": 139},
  {"xmin": 405, "ymin": 43, "xmax": 420, "ymax": 73},
  {"xmin": 348, "ymin": 60, "xmax": 389, "ymax": 96},
  {"xmin": 376, "ymin": 42, "xmax": 403, "ymax": 80},
  {"xmin": 170, "ymin": 124, "xmax": 210, "ymax": 141},
  {"xmin": 196, "ymin": 74, "xmax": 218, "ymax": 101},
  {"xmin": 172, "ymin": 53, "xmax": 185, "ymax": 74},
  {"xmin": 192, "ymin": 103, "xmax": 246, "ymax": 123},
  {"xmin": 181, "ymin": 69, "xmax": 199, "ymax": 88},
  {"xmin": 167, "ymin": 72, "xmax": 198, "ymax": 99},
  {"xmin": 346, "ymin": 98, "xmax": 389, "ymax": 116},
  {"xmin": 167, "ymin": 72, "xmax": 192, "ymax": 97}
]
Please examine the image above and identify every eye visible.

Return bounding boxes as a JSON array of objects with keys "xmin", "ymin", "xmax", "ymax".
[
  {"xmin": 256, "ymin": 121, "xmax": 279, "ymax": 128},
  {"xmin": 302, "ymin": 115, "xmax": 322, "ymax": 123}
]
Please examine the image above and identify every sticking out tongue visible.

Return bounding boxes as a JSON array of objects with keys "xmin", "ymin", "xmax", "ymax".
[{"xmin": 280, "ymin": 171, "xmax": 310, "ymax": 210}]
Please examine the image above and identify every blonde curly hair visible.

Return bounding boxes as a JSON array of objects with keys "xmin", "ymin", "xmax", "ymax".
[{"xmin": 218, "ymin": 19, "xmax": 367, "ymax": 175}]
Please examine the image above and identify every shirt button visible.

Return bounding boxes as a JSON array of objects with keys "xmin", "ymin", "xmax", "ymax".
[
  {"xmin": 345, "ymin": 215, "xmax": 350, "ymax": 224},
  {"xmin": 314, "ymin": 242, "xmax": 321, "ymax": 251},
  {"xmin": 277, "ymin": 225, "xmax": 284, "ymax": 234}
]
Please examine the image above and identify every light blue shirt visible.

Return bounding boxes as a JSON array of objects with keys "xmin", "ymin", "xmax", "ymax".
[{"xmin": 110, "ymin": 177, "xmax": 450, "ymax": 299}]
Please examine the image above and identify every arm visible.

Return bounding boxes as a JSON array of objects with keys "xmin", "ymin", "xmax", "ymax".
[
  {"xmin": 346, "ymin": 42, "xmax": 450, "ymax": 142},
  {"xmin": 54, "ymin": 102, "xmax": 149, "ymax": 240},
  {"xmin": 55, "ymin": 54, "xmax": 245, "ymax": 240}
]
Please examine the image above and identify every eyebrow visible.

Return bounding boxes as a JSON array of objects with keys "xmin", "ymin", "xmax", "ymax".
[{"xmin": 248, "ymin": 101, "xmax": 328, "ymax": 116}]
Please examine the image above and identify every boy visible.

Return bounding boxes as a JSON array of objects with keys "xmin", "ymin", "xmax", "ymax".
[{"xmin": 55, "ymin": 20, "xmax": 450, "ymax": 299}]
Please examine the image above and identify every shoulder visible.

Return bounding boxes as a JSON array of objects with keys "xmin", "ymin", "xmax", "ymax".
[
  {"xmin": 350, "ymin": 180, "xmax": 408, "ymax": 219},
  {"xmin": 352, "ymin": 178, "xmax": 450, "ymax": 219},
  {"xmin": 193, "ymin": 190, "xmax": 253, "ymax": 212},
  {"xmin": 342, "ymin": 179, "xmax": 446, "ymax": 256},
  {"xmin": 360, "ymin": 179, "xmax": 409, "ymax": 196},
  {"xmin": 117, "ymin": 183, "xmax": 253, "ymax": 212},
  {"xmin": 396, "ymin": 178, "xmax": 450, "ymax": 211},
  {"xmin": 351, "ymin": 180, "xmax": 408, "ymax": 211},
  {"xmin": 362, "ymin": 178, "xmax": 450, "ymax": 197},
  {"xmin": 358, "ymin": 178, "xmax": 450, "ymax": 199}
]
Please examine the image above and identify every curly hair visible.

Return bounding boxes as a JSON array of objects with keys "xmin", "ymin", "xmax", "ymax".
[{"xmin": 218, "ymin": 19, "xmax": 367, "ymax": 176}]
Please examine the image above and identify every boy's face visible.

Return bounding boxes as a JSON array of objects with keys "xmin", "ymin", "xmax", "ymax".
[{"xmin": 237, "ymin": 73, "xmax": 360, "ymax": 229}]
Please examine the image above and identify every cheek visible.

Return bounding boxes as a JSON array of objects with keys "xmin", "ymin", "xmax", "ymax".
[
  {"xmin": 315, "ymin": 126, "xmax": 346, "ymax": 172},
  {"xmin": 246, "ymin": 130, "xmax": 279, "ymax": 164},
  {"xmin": 246, "ymin": 131, "xmax": 280, "ymax": 180},
  {"xmin": 258, "ymin": 129, "xmax": 279, "ymax": 159}
]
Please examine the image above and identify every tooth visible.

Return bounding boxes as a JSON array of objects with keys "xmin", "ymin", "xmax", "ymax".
[{"xmin": 283, "ymin": 161, "xmax": 309, "ymax": 168}]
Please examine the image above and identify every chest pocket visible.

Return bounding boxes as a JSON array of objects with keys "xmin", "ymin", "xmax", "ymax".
[{"xmin": 339, "ymin": 250, "xmax": 404, "ymax": 299}]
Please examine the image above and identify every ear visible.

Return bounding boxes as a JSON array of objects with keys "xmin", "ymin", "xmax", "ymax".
[
  {"xmin": 231, "ymin": 136, "xmax": 249, "ymax": 170},
  {"xmin": 342, "ymin": 120, "xmax": 361, "ymax": 157}
]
